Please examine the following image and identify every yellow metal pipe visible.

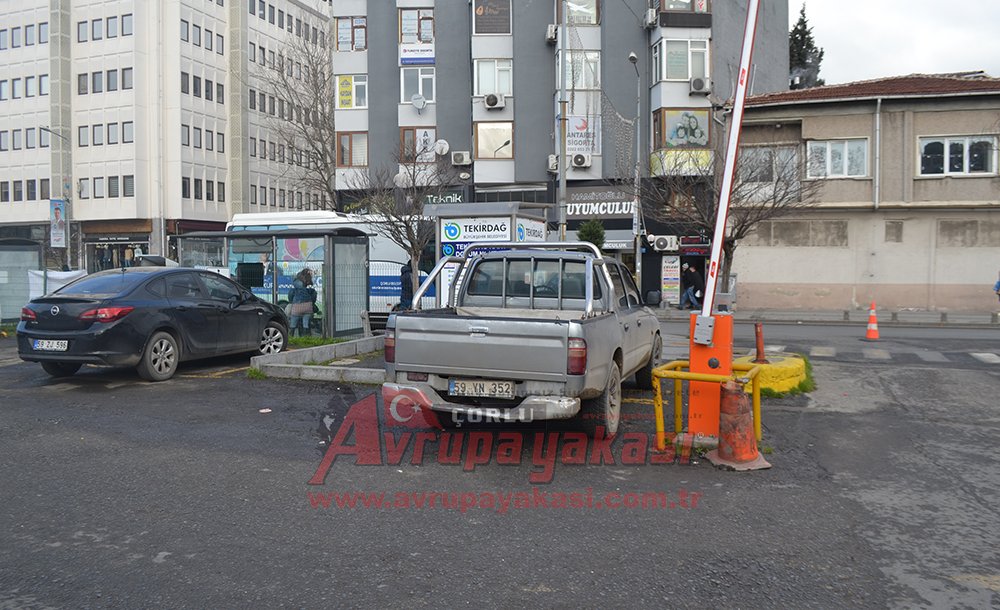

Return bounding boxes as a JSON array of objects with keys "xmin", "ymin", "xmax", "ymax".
[
  {"xmin": 652, "ymin": 376, "xmax": 666, "ymax": 452},
  {"xmin": 674, "ymin": 378, "xmax": 682, "ymax": 434}
]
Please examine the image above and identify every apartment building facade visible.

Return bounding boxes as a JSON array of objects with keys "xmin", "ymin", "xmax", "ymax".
[
  {"xmin": 1, "ymin": 0, "xmax": 788, "ymax": 282},
  {"xmin": 731, "ymin": 74, "xmax": 1000, "ymax": 311}
]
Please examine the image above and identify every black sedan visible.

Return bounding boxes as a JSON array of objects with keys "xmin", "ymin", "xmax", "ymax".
[{"xmin": 17, "ymin": 267, "xmax": 288, "ymax": 381}]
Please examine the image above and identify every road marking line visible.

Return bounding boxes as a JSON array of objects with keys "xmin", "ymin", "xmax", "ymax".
[
  {"xmin": 623, "ymin": 398, "xmax": 654, "ymax": 405},
  {"xmin": 209, "ymin": 366, "xmax": 249, "ymax": 377},
  {"xmin": 915, "ymin": 351, "xmax": 950, "ymax": 363},
  {"xmin": 970, "ymin": 352, "xmax": 1000, "ymax": 364},
  {"xmin": 0, "ymin": 359, "xmax": 23, "ymax": 368},
  {"xmin": 862, "ymin": 348, "xmax": 891, "ymax": 360},
  {"xmin": 809, "ymin": 346, "xmax": 836, "ymax": 358}
]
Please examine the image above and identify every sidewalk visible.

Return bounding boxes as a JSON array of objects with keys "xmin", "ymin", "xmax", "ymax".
[{"xmin": 654, "ymin": 306, "xmax": 1000, "ymax": 327}]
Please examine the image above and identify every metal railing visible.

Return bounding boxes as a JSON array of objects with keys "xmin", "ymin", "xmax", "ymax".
[{"xmin": 650, "ymin": 360, "xmax": 763, "ymax": 451}]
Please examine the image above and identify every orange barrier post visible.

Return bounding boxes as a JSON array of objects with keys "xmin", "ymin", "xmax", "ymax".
[
  {"xmin": 706, "ymin": 381, "xmax": 771, "ymax": 471},
  {"xmin": 688, "ymin": 313, "xmax": 733, "ymax": 439},
  {"xmin": 863, "ymin": 300, "xmax": 880, "ymax": 341}
]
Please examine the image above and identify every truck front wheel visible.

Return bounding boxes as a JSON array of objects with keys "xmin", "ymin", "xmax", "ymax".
[{"xmin": 580, "ymin": 361, "xmax": 622, "ymax": 439}]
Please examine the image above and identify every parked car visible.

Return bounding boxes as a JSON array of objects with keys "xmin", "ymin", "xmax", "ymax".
[{"xmin": 17, "ymin": 267, "xmax": 288, "ymax": 381}]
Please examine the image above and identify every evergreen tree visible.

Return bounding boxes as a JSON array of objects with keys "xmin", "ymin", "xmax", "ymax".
[
  {"xmin": 577, "ymin": 219, "xmax": 606, "ymax": 251},
  {"xmin": 789, "ymin": 5, "xmax": 825, "ymax": 88}
]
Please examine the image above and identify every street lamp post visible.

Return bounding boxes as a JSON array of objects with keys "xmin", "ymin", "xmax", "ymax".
[
  {"xmin": 39, "ymin": 126, "xmax": 75, "ymax": 270},
  {"xmin": 628, "ymin": 52, "xmax": 643, "ymax": 289}
]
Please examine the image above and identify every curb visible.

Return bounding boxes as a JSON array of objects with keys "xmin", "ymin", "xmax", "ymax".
[
  {"xmin": 251, "ymin": 335, "xmax": 387, "ymax": 384},
  {"xmin": 733, "ymin": 353, "xmax": 806, "ymax": 394}
]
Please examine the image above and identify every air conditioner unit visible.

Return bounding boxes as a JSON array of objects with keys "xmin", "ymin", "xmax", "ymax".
[
  {"xmin": 483, "ymin": 93, "xmax": 506, "ymax": 110},
  {"xmin": 644, "ymin": 8, "xmax": 658, "ymax": 28},
  {"xmin": 571, "ymin": 153, "xmax": 592, "ymax": 168},
  {"xmin": 451, "ymin": 151, "xmax": 472, "ymax": 166},
  {"xmin": 545, "ymin": 24, "xmax": 558, "ymax": 44},
  {"xmin": 689, "ymin": 76, "xmax": 711, "ymax": 95},
  {"xmin": 547, "ymin": 154, "xmax": 559, "ymax": 173},
  {"xmin": 647, "ymin": 234, "xmax": 678, "ymax": 252}
]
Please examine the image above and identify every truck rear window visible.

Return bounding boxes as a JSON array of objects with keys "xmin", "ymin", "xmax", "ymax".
[{"xmin": 466, "ymin": 259, "xmax": 602, "ymax": 299}]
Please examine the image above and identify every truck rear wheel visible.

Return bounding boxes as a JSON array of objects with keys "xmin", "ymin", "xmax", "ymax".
[
  {"xmin": 635, "ymin": 334, "xmax": 662, "ymax": 390},
  {"xmin": 580, "ymin": 361, "xmax": 621, "ymax": 439}
]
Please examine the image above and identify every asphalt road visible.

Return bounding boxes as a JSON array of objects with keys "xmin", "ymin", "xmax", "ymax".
[{"xmin": 1, "ymin": 325, "xmax": 998, "ymax": 608}]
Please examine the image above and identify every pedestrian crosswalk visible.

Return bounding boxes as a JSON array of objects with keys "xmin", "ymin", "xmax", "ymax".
[{"xmin": 737, "ymin": 345, "xmax": 1000, "ymax": 366}]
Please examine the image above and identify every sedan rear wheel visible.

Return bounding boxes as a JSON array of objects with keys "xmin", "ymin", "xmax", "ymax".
[
  {"xmin": 258, "ymin": 321, "xmax": 286, "ymax": 355},
  {"xmin": 137, "ymin": 331, "xmax": 179, "ymax": 382},
  {"xmin": 40, "ymin": 361, "xmax": 83, "ymax": 378}
]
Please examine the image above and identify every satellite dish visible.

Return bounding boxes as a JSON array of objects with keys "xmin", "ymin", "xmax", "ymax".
[
  {"xmin": 410, "ymin": 94, "xmax": 427, "ymax": 112},
  {"xmin": 434, "ymin": 139, "xmax": 450, "ymax": 156}
]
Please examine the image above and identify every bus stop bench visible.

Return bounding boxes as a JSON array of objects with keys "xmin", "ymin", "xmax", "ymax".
[{"xmin": 362, "ymin": 311, "xmax": 392, "ymax": 337}]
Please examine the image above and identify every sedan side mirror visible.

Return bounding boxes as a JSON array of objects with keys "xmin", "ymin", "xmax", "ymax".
[{"xmin": 644, "ymin": 291, "xmax": 662, "ymax": 307}]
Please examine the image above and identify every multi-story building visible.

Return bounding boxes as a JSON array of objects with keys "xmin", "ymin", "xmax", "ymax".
[
  {"xmin": 0, "ymin": 0, "xmax": 332, "ymax": 272},
  {"xmin": 732, "ymin": 73, "xmax": 1000, "ymax": 311},
  {"xmin": 1, "ymin": 0, "xmax": 787, "ymax": 286}
]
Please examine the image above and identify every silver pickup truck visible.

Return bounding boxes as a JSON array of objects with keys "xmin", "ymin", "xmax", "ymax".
[{"xmin": 383, "ymin": 243, "xmax": 662, "ymax": 438}]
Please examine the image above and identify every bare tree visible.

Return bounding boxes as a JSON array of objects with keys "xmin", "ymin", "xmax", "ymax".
[
  {"xmin": 253, "ymin": 24, "xmax": 339, "ymax": 210},
  {"xmin": 614, "ymin": 120, "xmax": 821, "ymax": 285},
  {"xmin": 344, "ymin": 144, "xmax": 464, "ymax": 274}
]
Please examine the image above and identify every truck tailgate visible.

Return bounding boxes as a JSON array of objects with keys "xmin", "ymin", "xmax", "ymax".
[{"xmin": 394, "ymin": 314, "xmax": 570, "ymax": 382}]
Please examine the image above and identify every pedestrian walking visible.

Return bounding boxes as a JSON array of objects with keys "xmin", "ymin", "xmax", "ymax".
[
  {"xmin": 993, "ymin": 270, "xmax": 1000, "ymax": 303},
  {"xmin": 678, "ymin": 262, "xmax": 705, "ymax": 310}
]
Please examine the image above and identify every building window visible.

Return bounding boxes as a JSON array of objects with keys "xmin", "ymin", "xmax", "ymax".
[
  {"xmin": 0, "ymin": 81, "xmax": 7, "ymax": 101},
  {"xmin": 27, "ymin": 179, "xmax": 37, "ymax": 200},
  {"xmin": 206, "ymin": 180, "xmax": 214, "ymax": 201},
  {"xmin": 558, "ymin": 51, "xmax": 600, "ymax": 89},
  {"xmin": 25, "ymin": 24, "xmax": 35, "ymax": 45},
  {"xmin": 40, "ymin": 179, "xmax": 50, "ymax": 199},
  {"xmin": 336, "ymin": 75, "xmax": 367, "ymax": 109},
  {"xmin": 336, "ymin": 17, "xmax": 367, "ymax": 51},
  {"xmin": 13, "ymin": 181, "xmax": 23, "ymax": 202},
  {"xmin": 92, "ymin": 71, "xmax": 103, "ymax": 93},
  {"xmin": 217, "ymin": 131, "xmax": 224, "ymax": 152},
  {"xmin": 78, "ymin": 178, "xmax": 89, "ymax": 199},
  {"xmin": 0, "ymin": 182, "xmax": 7, "ymax": 202},
  {"xmin": 807, "ymin": 139, "xmax": 867, "ymax": 178},
  {"xmin": 401, "ymin": 67, "xmax": 435, "ymax": 103},
  {"xmin": 77, "ymin": 21, "xmax": 87, "ymax": 42},
  {"xmin": 193, "ymin": 24, "xmax": 201, "ymax": 46},
  {"xmin": 40, "ymin": 129, "xmax": 49, "ymax": 148},
  {"xmin": 216, "ymin": 82, "xmax": 224, "ymax": 102},
  {"xmin": 78, "ymin": 125, "xmax": 89, "ymax": 147},
  {"xmin": 12, "ymin": 129, "xmax": 22, "ymax": 150},
  {"xmin": 193, "ymin": 127, "xmax": 202, "ymax": 148},
  {"xmin": 250, "ymin": 184, "xmax": 257, "ymax": 205},
  {"xmin": 181, "ymin": 19, "xmax": 189, "ymax": 42},
  {"xmin": 194, "ymin": 179, "xmax": 203, "ymax": 200},
  {"xmin": 651, "ymin": 39, "xmax": 708, "ymax": 82},
  {"xmin": 92, "ymin": 19, "xmax": 103, "ymax": 40},
  {"xmin": 193, "ymin": 76, "xmax": 202, "ymax": 97},
  {"xmin": 182, "ymin": 177, "xmax": 191, "ymax": 199},
  {"xmin": 0, "ymin": 30, "xmax": 7, "ymax": 50},
  {"xmin": 93, "ymin": 177, "xmax": 105, "ymax": 198},
  {"xmin": 919, "ymin": 136, "xmax": 997, "ymax": 176},
  {"xmin": 337, "ymin": 132, "xmax": 368, "ymax": 166},
  {"xmin": 216, "ymin": 34, "xmax": 223, "ymax": 54},
  {"xmin": 26, "ymin": 76, "xmax": 36, "ymax": 97},
  {"xmin": 218, "ymin": 182, "xmax": 225, "ymax": 202},
  {"xmin": 92, "ymin": 124, "xmax": 103, "ymax": 146},
  {"xmin": 0, "ymin": 131, "xmax": 7, "ymax": 151},
  {"xmin": 558, "ymin": 0, "xmax": 599, "ymax": 25},
  {"xmin": 181, "ymin": 71, "xmax": 190, "ymax": 94},
  {"xmin": 400, "ymin": 127, "xmax": 436, "ymax": 162},
  {"xmin": 206, "ymin": 129, "xmax": 214, "ymax": 151},
  {"xmin": 78, "ymin": 73, "xmax": 88, "ymax": 95},
  {"xmin": 399, "ymin": 9, "xmax": 434, "ymax": 44},
  {"xmin": 26, "ymin": 128, "xmax": 36, "ymax": 149},
  {"xmin": 122, "ymin": 14, "xmax": 133, "ymax": 36},
  {"xmin": 11, "ymin": 78, "xmax": 22, "ymax": 99},
  {"xmin": 107, "ymin": 16, "xmax": 118, "ymax": 38},
  {"xmin": 39, "ymin": 22, "xmax": 49, "ymax": 44},
  {"xmin": 123, "ymin": 175, "xmax": 135, "ymax": 197},
  {"xmin": 123, "ymin": 121, "xmax": 134, "ymax": 143},
  {"xmin": 474, "ymin": 59, "xmax": 513, "ymax": 96},
  {"xmin": 249, "ymin": 88, "xmax": 256, "ymax": 109},
  {"xmin": 205, "ymin": 29, "xmax": 213, "ymax": 51},
  {"xmin": 107, "ymin": 69, "xmax": 118, "ymax": 91},
  {"xmin": 181, "ymin": 124, "xmax": 190, "ymax": 146},
  {"xmin": 475, "ymin": 122, "xmax": 514, "ymax": 159},
  {"xmin": 39, "ymin": 74, "xmax": 49, "ymax": 95},
  {"xmin": 108, "ymin": 123, "xmax": 119, "ymax": 144},
  {"xmin": 108, "ymin": 176, "xmax": 119, "ymax": 198},
  {"xmin": 122, "ymin": 67, "xmax": 133, "ymax": 89}
]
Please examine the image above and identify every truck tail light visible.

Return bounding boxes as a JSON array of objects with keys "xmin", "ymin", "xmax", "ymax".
[
  {"xmin": 384, "ymin": 329, "xmax": 395, "ymax": 363},
  {"xmin": 567, "ymin": 338, "xmax": 587, "ymax": 375}
]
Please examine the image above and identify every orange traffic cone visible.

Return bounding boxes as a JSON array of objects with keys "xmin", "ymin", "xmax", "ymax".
[
  {"xmin": 863, "ymin": 300, "xmax": 880, "ymax": 341},
  {"xmin": 706, "ymin": 381, "xmax": 771, "ymax": 471}
]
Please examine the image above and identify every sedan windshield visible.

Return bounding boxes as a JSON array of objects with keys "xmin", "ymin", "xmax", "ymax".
[{"xmin": 58, "ymin": 272, "xmax": 149, "ymax": 297}]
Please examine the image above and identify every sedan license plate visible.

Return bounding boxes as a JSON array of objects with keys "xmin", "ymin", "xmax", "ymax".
[
  {"xmin": 449, "ymin": 378, "xmax": 514, "ymax": 399},
  {"xmin": 33, "ymin": 339, "xmax": 68, "ymax": 352}
]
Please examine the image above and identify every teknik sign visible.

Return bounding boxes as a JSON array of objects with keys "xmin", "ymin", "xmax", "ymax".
[{"xmin": 441, "ymin": 217, "xmax": 510, "ymax": 242}]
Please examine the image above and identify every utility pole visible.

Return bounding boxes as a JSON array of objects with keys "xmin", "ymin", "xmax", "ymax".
[
  {"xmin": 39, "ymin": 126, "xmax": 74, "ymax": 270},
  {"xmin": 557, "ymin": 0, "xmax": 568, "ymax": 240},
  {"xmin": 629, "ymin": 51, "xmax": 642, "ymax": 289}
]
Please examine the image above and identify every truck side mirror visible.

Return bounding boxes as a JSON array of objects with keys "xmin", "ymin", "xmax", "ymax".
[{"xmin": 644, "ymin": 291, "xmax": 662, "ymax": 306}]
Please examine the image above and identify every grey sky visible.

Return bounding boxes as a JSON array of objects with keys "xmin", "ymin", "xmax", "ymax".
[{"xmin": 789, "ymin": 0, "xmax": 1000, "ymax": 84}]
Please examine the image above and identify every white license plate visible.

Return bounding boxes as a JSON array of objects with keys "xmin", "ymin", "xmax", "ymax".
[
  {"xmin": 33, "ymin": 339, "xmax": 68, "ymax": 352},
  {"xmin": 449, "ymin": 378, "xmax": 514, "ymax": 399}
]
